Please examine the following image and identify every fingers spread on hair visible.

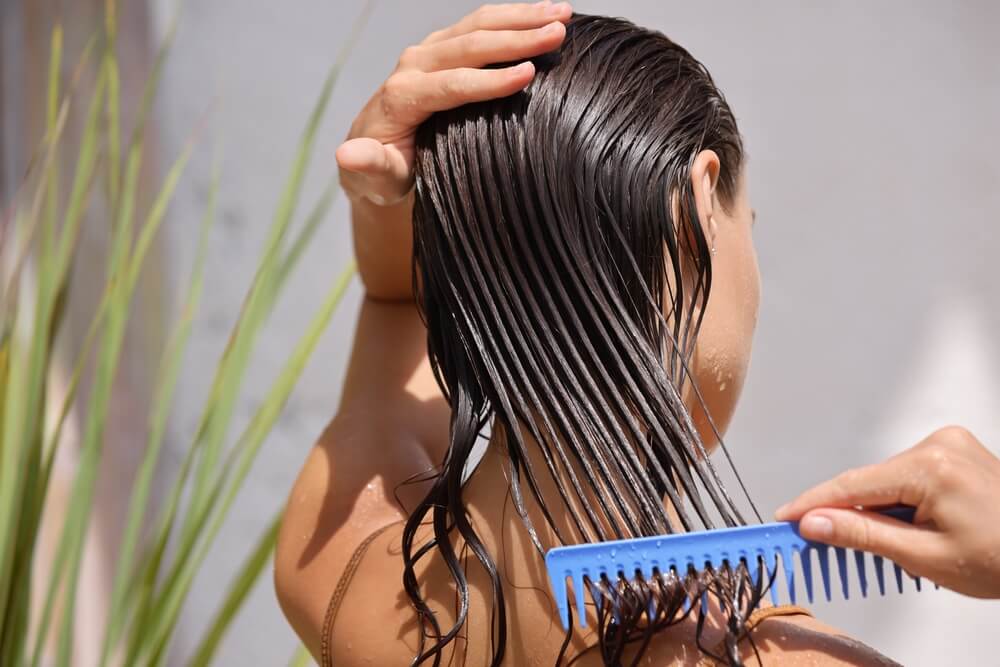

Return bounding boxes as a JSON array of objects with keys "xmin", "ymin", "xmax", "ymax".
[
  {"xmin": 417, "ymin": 64, "xmax": 536, "ymax": 115},
  {"xmin": 379, "ymin": 65, "xmax": 534, "ymax": 128},
  {"xmin": 403, "ymin": 22, "xmax": 566, "ymax": 72},
  {"xmin": 421, "ymin": 2, "xmax": 573, "ymax": 45}
]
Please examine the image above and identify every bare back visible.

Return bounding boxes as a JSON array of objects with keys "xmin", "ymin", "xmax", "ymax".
[{"xmin": 276, "ymin": 314, "xmax": 899, "ymax": 666}]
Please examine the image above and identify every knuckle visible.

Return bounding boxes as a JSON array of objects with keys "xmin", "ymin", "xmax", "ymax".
[
  {"xmin": 397, "ymin": 45, "xmax": 421, "ymax": 69},
  {"xmin": 848, "ymin": 516, "xmax": 872, "ymax": 550},
  {"xmin": 934, "ymin": 425, "xmax": 975, "ymax": 449},
  {"xmin": 831, "ymin": 468, "xmax": 862, "ymax": 500},
  {"xmin": 383, "ymin": 72, "xmax": 405, "ymax": 95},
  {"xmin": 921, "ymin": 445, "xmax": 960, "ymax": 488},
  {"xmin": 380, "ymin": 73, "xmax": 410, "ymax": 116},
  {"xmin": 463, "ymin": 29, "xmax": 488, "ymax": 54},
  {"xmin": 440, "ymin": 71, "xmax": 462, "ymax": 97}
]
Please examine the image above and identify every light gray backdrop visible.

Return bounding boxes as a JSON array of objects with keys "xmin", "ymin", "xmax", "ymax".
[{"xmin": 151, "ymin": 1, "xmax": 1000, "ymax": 664}]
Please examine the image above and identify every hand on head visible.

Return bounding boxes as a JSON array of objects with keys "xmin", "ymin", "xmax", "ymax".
[
  {"xmin": 336, "ymin": 2, "xmax": 573, "ymax": 206},
  {"xmin": 776, "ymin": 426, "xmax": 1000, "ymax": 599}
]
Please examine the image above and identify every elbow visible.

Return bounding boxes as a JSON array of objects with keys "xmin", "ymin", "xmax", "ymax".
[{"xmin": 274, "ymin": 505, "xmax": 322, "ymax": 660}]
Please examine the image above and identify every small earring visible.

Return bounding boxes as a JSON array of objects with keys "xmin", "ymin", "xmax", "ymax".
[{"xmin": 711, "ymin": 244, "xmax": 717, "ymax": 255}]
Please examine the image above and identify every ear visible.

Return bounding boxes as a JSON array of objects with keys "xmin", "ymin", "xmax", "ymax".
[{"xmin": 690, "ymin": 149, "xmax": 721, "ymax": 249}]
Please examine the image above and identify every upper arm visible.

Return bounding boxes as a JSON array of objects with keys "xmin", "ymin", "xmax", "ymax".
[{"xmin": 275, "ymin": 296, "xmax": 452, "ymax": 658}]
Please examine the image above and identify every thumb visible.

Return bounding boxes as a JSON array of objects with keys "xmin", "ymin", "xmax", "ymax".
[
  {"xmin": 336, "ymin": 137, "xmax": 390, "ymax": 174},
  {"xmin": 798, "ymin": 507, "xmax": 938, "ymax": 577},
  {"xmin": 336, "ymin": 137, "xmax": 412, "ymax": 206}
]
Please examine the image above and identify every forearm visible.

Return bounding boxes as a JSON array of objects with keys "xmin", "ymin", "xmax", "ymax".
[{"xmin": 349, "ymin": 190, "xmax": 416, "ymax": 302}]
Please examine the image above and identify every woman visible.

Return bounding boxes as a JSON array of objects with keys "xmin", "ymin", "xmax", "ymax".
[{"xmin": 275, "ymin": 4, "xmax": 897, "ymax": 665}]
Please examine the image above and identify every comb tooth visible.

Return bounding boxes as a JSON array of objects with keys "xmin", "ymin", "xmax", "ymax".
[
  {"xmin": 700, "ymin": 590, "xmax": 709, "ymax": 616},
  {"xmin": 800, "ymin": 547, "xmax": 815, "ymax": 604},
  {"xmin": 768, "ymin": 549, "xmax": 781, "ymax": 606},
  {"xmin": 574, "ymin": 571, "xmax": 588, "ymax": 628},
  {"xmin": 854, "ymin": 550, "xmax": 868, "ymax": 598},
  {"xmin": 681, "ymin": 565, "xmax": 692, "ymax": 613},
  {"xmin": 752, "ymin": 552, "xmax": 766, "ymax": 592},
  {"xmin": 873, "ymin": 555, "xmax": 886, "ymax": 596},
  {"xmin": 588, "ymin": 574, "xmax": 603, "ymax": 611},
  {"xmin": 554, "ymin": 572, "xmax": 571, "ymax": 630},
  {"xmin": 835, "ymin": 547, "xmax": 849, "ymax": 600},
  {"xmin": 606, "ymin": 585, "xmax": 620, "ymax": 626},
  {"xmin": 893, "ymin": 562, "xmax": 904, "ymax": 594},
  {"xmin": 817, "ymin": 546, "xmax": 832, "ymax": 601},
  {"xmin": 674, "ymin": 563, "xmax": 687, "ymax": 613},
  {"xmin": 914, "ymin": 576, "xmax": 922, "ymax": 592},
  {"xmin": 783, "ymin": 548, "xmax": 797, "ymax": 605}
]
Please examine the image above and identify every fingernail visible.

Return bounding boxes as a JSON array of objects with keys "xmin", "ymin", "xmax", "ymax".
[
  {"xmin": 542, "ymin": 21, "xmax": 562, "ymax": 35},
  {"xmin": 774, "ymin": 503, "xmax": 789, "ymax": 519},
  {"xmin": 801, "ymin": 515, "xmax": 834, "ymax": 540},
  {"xmin": 548, "ymin": 2, "xmax": 571, "ymax": 16}
]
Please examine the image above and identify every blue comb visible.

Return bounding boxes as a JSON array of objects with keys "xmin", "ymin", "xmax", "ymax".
[{"xmin": 545, "ymin": 506, "xmax": 922, "ymax": 629}]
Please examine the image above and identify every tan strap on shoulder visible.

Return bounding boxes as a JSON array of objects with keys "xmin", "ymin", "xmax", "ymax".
[{"xmin": 321, "ymin": 521, "xmax": 405, "ymax": 667}]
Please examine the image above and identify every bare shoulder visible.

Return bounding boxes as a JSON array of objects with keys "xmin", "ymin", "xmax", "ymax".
[
  {"xmin": 273, "ymin": 419, "xmax": 430, "ymax": 661},
  {"xmin": 275, "ymin": 297, "xmax": 454, "ymax": 660},
  {"xmin": 322, "ymin": 523, "xmax": 444, "ymax": 666},
  {"xmin": 740, "ymin": 613, "xmax": 901, "ymax": 666}
]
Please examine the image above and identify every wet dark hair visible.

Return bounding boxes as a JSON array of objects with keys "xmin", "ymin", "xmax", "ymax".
[{"xmin": 405, "ymin": 13, "xmax": 763, "ymax": 667}]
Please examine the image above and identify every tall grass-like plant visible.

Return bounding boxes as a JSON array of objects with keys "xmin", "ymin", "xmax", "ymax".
[{"xmin": 0, "ymin": 2, "xmax": 368, "ymax": 664}]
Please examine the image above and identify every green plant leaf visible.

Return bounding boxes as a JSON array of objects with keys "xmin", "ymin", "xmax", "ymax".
[
  {"xmin": 98, "ymin": 147, "xmax": 219, "ymax": 667},
  {"xmin": 27, "ymin": 60, "xmax": 109, "ymax": 667},
  {"xmin": 186, "ymin": 511, "xmax": 282, "ymax": 667},
  {"xmin": 0, "ymin": 39, "xmax": 73, "ymax": 654},
  {"xmin": 288, "ymin": 643, "xmax": 314, "ymax": 667},
  {"xmin": 51, "ymin": 118, "xmax": 195, "ymax": 667},
  {"xmin": 125, "ymin": 7, "xmax": 369, "ymax": 654},
  {"xmin": 142, "ymin": 262, "xmax": 355, "ymax": 666}
]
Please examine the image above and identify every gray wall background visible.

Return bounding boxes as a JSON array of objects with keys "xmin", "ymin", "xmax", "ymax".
[{"xmin": 151, "ymin": 1, "xmax": 1000, "ymax": 664}]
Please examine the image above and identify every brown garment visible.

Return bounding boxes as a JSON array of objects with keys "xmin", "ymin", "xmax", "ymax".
[{"xmin": 320, "ymin": 523, "xmax": 812, "ymax": 667}]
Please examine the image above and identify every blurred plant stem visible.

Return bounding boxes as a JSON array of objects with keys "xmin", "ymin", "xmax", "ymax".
[{"xmin": 0, "ymin": 1, "xmax": 370, "ymax": 664}]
